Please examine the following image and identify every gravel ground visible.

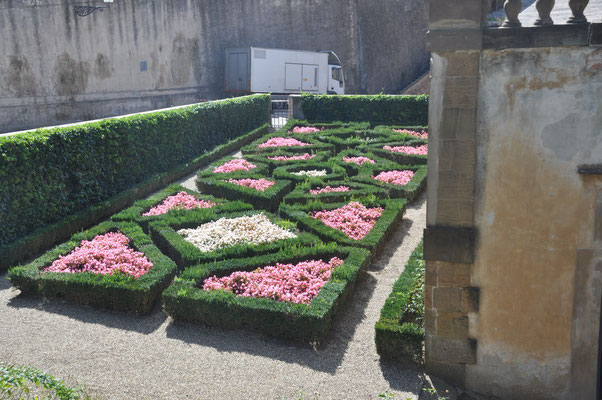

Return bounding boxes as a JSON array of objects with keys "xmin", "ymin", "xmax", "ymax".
[{"xmin": 0, "ymin": 180, "xmax": 427, "ymax": 399}]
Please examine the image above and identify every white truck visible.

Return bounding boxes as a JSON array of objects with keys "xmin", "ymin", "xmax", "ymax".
[{"xmin": 225, "ymin": 47, "xmax": 345, "ymax": 95}]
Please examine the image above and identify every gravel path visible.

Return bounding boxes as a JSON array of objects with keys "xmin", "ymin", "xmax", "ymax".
[{"xmin": 0, "ymin": 187, "xmax": 427, "ymax": 399}]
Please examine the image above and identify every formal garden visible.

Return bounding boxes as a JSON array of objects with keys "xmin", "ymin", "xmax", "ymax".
[{"xmin": 0, "ymin": 93, "xmax": 432, "ymax": 399}]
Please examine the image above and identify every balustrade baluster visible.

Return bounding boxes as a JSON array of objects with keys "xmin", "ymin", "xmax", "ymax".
[
  {"xmin": 567, "ymin": 0, "xmax": 589, "ymax": 23},
  {"xmin": 534, "ymin": 0, "xmax": 555, "ymax": 25},
  {"xmin": 502, "ymin": 0, "xmax": 522, "ymax": 27}
]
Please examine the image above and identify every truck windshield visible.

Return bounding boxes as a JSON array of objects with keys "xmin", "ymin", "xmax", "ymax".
[{"xmin": 331, "ymin": 68, "xmax": 342, "ymax": 82}]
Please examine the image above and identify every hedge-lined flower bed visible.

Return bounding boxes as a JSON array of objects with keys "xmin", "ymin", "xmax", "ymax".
[
  {"xmin": 111, "ymin": 185, "xmax": 253, "ymax": 231},
  {"xmin": 197, "ymin": 156, "xmax": 269, "ymax": 179},
  {"xmin": 282, "ymin": 180, "xmax": 389, "ymax": 205},
  {"xmin": 241, "ymin": 133, "xmax": 334, "ymax": 155},
  {"xmin": 329, "ymin": 149, "xmax": 403, "ymax": 177},
  {"xmin": 315, "ymin": 129, "xmax": 397, "ymax": 152},
  {"xmin": 362, "ymin": 141, "xmax": 428, "ymax": 165},
  {"xmin": 8, "ymin": 221, "xmax": 177, "ymax": 314},
  {"xmin": 149, "ymin": 211, "xmax": 319, "ymax": 269},
  {"xmin": 351, "ymin": 165, "xmax": 427, "ymax": 202},
  {"xmin": 280, "ymin": 198, "xmax": 406, "ymax": 253},
  {"xmin": 272, "ymin": 162, "xmax": 347, "ymax": 183},
  {"xmin": 373, "ymin": 125, "xmax": 429, "ymax": 143},
  {"xmin": 196, "ymin": 174, "xmax": 293, "ymax": 211},
  {"xmin": 162, "ymin": 244, "xmax": 371, "ymax": 342},
  {"xmin": 375, "ymin": 240, "xmax": 425, "ymax": 363},
  {"xmin": 242, "ymin": 152, "xmax": 331, "ymax": 175}
]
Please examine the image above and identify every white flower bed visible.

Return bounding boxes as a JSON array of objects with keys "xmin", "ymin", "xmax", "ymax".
[
  {"xmin": 291, "ymin": 169, "xmax": 328, "ymax": 177},
  {"xmin": 178, "ymin": 214, "xmax": 297, "ymax": 253}
]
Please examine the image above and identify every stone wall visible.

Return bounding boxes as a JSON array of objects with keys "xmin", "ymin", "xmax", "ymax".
[{"xmin": 0, "ymin": 0, "xmax": 429, "ymax": 133}]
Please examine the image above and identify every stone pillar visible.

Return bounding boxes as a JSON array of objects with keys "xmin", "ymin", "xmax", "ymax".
[{"xmin": 424, "ymin": 0, "xmax": 487, "ymax": 387}]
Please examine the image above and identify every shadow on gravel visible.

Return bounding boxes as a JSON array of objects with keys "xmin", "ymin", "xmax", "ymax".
[
  {"xmin": 0, "ymin": 275, "xmax": 13, "ymax": 291},
  {"xmin": 7, "ymin": 293, "xmax": 167, "ymax": 334},
  {"xmin": 166, "ymin": 272, "xmax": 379, "ymax": 374},
  {"xmin": 379, "ymin": 358, "xmax": 425, "ymax": 394},
  {"xmin": 369, "ymin": 218, "xmax": 414, "ymax": 272}
]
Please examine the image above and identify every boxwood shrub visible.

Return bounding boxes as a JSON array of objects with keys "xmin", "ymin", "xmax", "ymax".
[
  {"xmin": 242, "ymin": 151, "xmax": 332, "ymax": 175},
  {"xmin": 314, "ymin": 130, "xmax": 397, "ymax": 152},
  {"xmin": 0, "ymin": 94, "xmax": 270, "ymax": 249},
  {"xmin": 287, "ymin": 119, "xmax": 370, "ymax": 132},
  {"xmin": 149, "ymin": 210, "xmax": 319, "ymax": 268},
  {"xmin": 197, "ymin": 156, "xmax": 269, "ymax": 179},
  {"xmin": 361, "ymin": 141, "xmax": 428, "ymax": 166},
  {"xmin": 330, "ymin": 149, "xmax": 403, "ymax": 177},
  {"xmin": 272, "ymin": 162, "xmax": 347, "ymax": 183},
  {"xmin": 375, "ymin": 241, "xmax": 425, "ymax": 363},
  {"xmin": 279, "ymin": 197, "xmax": 406, "ymax": 254},
  {"xmin": 301, "ymin": 94, "xmax": 429, "ymax": 125},
  {"xmin": 283, "ymin": 180, "xmax": 390, "ymax": 205},
  {"xmin": 7, "ymin": 221, "xmax": 178, "ymax": 315},
  {"xmin": 352, "ymin": 165, "xmax": 428, "ymax": 202},
  {"xmin": 162, "ymin": 244, "xmax": 372, "ymax": 343},
  {"xmin": 110, "ymin": 184, "xmax": 253, "ymax": 231},
  {"xmin": 195, "ymin": 174, "xmax": 293, "ymax": 211},
  {"xmin": 240, "ymin": 133, "xmax": 335, "ymax": 155}
]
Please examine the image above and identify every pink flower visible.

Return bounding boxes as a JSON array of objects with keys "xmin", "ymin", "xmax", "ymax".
[
  {"xmin": 342, "ymin": 156, "xmax": 375, "ymax": 165},
  {"xmin": 311, "ymin": 201, "xmax": 384, "ymax": 241},
  {"xmin": 258, "ymin": 137, "xmax": 311, "ymax": 148},
  {"xmin": 44, "ymin": 232, "xmax": 153, "ymax": 278},
  {"xmin": 267, "ymin": 153, "xmax": 317, "ymax": 161},
  {"xmin": 203, "ymin": 257, "xmax": 344, "ymax": 304},
  {"xmin": 372, "ymin": 170, "xmax": 415, "ymax": 186},
  {"xmin": 213, "ymin": 159, "xmax": 257, "ymax": 173},
  {"xmin": 226, "ymin": 178, "xmax": 275, "ymax": 192},
  {"xmin": 310, "ymin": 186, "xmax": 351, "ymax": 195},
  {"xmin": 142, "ymin": 192, "xmax": 215, "ymax": 216},
  {"xmin": 383, "ymin": 144, "xmax": 428, "ymax": 155},
  {"xmin": 393, "ymin": 129, "xmax": 428, "ymax": 139},
  {"xmin": 290, "ymin": 126, "xmax": 323, "ymax": 134}
]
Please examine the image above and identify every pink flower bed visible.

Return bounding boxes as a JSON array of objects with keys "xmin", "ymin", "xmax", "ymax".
[
  {"xmin": 342, "ymin": 156, "xmax": 375, "ymax": 165},
  {"xmin": 393, "ymin": 129, "xmax": 428, "ymax": 139},
  {"xmin": 267, "ymin": 153, "xmax": 317, "ymax": 161},
  {"xmin": 142, "ymin": 192, "xmax": 216, "ymax": 216},
  {"xmin": 372, "ymin": 170, "xmax": 415, "ymax": 186},
  {"xmin": 311, "ymin": 201, "xmax": 384, "ymax": 241},
  {"xmin": 383, "ymin": 144, "xmax": 428, "ymax": 155},
  {"xmin": 258, "ymin": 137, "xmax": 311, "ymax": 148},
  {"xmin": 290, "ymin": 126, "xmax": 323, "ymax": 134},
  {"xmin": 213, "ymin": 159, "xmax": 257, "ymax": 173},
  {"xmin": 44, "ymin": 232, "xmax": 153, "ymax": 278},
  {"xmin": 203, "ymin": 257, "xmax": 344, "ymax": 304},
  {"xmin": 226, "ymin": 178, "xmax": 275, "ymax": 192},
  {"xmin": 310, "ymin": 186, "xmax": 351, "ymax": 195}
]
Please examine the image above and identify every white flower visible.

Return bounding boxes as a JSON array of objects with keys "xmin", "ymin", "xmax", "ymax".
[
  {"xmin": 178, "ymin": 213, "xmax": 297, "ymax": 253},
  {"xmin": 291, "ymin": 169, "xmax": 328, "ymax": 177}
]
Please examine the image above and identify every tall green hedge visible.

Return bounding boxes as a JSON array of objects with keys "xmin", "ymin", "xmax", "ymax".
[
  {"xmin": 301, "ymin": 94, "xmax": 428, "ymax": 125},
  {"xmin": 0, "ymin": 95, "xmax": 270, "ymax": 248}
]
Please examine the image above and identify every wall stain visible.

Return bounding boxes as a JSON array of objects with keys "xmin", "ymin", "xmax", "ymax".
[
  {"xmin": 170, "ymin": 33, "xmax": 201, "ymax": 85},
  {"xmin": 54, "ymin": 53, "xmax": 90, "ymax": 96},
  {"xmin": 5, "ymin": 56, "xmax": 36, "ymax": 96},
  {"xmin": 94, "ymin": 53, "xmax": 112, "ymax": 79}
]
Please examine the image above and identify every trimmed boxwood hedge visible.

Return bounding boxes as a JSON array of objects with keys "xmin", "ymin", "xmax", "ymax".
[
  {"xmin": 149, "ymin": 210, "xmax": 320, "ymax": 269},
  {"xmin": 301, "ymin": 94, "xmax": 429, "ymax": 125},
  {"xmin": 197, "ymin": 156, "xmax": 269, "ymax": 179},
  {"xmin": 282, "ymin": 180, "xmax": 390, "ymax": 205},
  {"xmin": 195, "ymin": 174, "xmax": 293, "ymax": 211},
  {"xmin": 375, "ymin": 240, "xmax": 425, "ymax": 363},
  {"xmin": 352, "ymin": 165, "xmax": 428, "ymax": 202},
  {"xmin": 162, "ymin": 244, "xmax": 372, "ymax": 343},
  {"xmin": 0, "ymin": 123, "xmax": 269, "ymax": 273},
  {"xmin": 0, "ymin": 94, "xmax": 270, "ymax": 249},
  {"xmin": 110, "ymin": 184, "xmax": 253, "ymax": 232},
  {"xmin": 361, "ymin": 141, "xmax": 428, "ymax": 166},
  {"xmin": 279, "ymin": 197, "xmax": 406, "ymax": 254},
  {"xmin": 272, "ymin": 162, "xmax": 347, "ymax": 183},
  {"xmin": 330, "ymin": 149, "xmax": 403, "ymax": 177},
  {"xmin": 287, "ymin": 119, "xmax": 370, "ymax": 132},
  {"xmin": 240, "ymin": 133, "xmax": 335, "ymax": 155},
  {"xmin": 242, "ymin": 151, "xmax": 332, "ymax": 175},
  {"xmin": 315, "ymin": 130, "xmax": 397, "ymax": 152},
  {"xmin": 7, "ymin": 221, "xmax": 178, "ymax": 315}
]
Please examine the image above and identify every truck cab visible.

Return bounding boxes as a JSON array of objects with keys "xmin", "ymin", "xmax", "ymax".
[{"xmin": 328, "ymin": 64, "xmax": 345, "ymax": 95}]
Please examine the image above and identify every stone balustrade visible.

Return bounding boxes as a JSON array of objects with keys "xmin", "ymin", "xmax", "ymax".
[{"xmin": 501, "ymin": 0, "xmax": 590, "ymax": 28}]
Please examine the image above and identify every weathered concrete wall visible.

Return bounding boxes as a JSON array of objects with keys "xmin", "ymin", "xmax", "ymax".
[
  {"xmin": 466, "ymin": 47, "xmax": 602, "ymax": 399},
  {"xmin": 0, "ymin": 0, "xmax": 429, "ymax": 133}
]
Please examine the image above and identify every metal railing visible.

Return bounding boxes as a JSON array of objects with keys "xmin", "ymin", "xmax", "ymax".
[
  {"xmin": 271, "ymin": 99, "xmax": 289, "ymax": 129},
  {"xmin": 501, "ymin": 0, "xmax": 589, "ymax": 27}
]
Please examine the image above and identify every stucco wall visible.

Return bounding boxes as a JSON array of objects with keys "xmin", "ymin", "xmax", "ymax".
[
  {"xmin": 0, "ymin": 0, "xmax": 429, "ymax": 133},
  {"xmin": 467, "ymin": 46, "xmax": 602, "ymax": 399}
]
